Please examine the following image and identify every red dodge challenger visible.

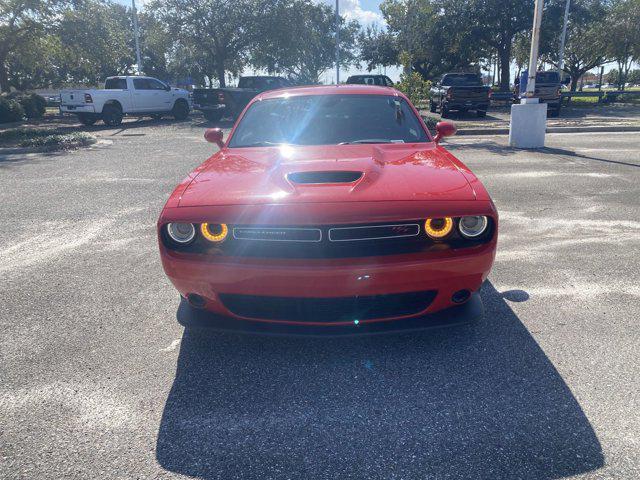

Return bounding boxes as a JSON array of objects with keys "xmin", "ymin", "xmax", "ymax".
[{"xmin": 158, "ymin": 85, "xmax": 497, "ymax": 334}]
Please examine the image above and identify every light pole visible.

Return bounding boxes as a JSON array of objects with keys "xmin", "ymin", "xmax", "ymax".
[
  {"xmin": 509, "ymin": 0, "xmax": 547, "ymax": 148},
  {"xmin": 335, "ymin": 0, "xmax": 340, "ymax": 84},
  {"xmin": 557, "ymin": 0, "xmax": 571, "ymax": 80},
  {"xmin": 525, "ymin": 0, "xmax": 544, "ymax": 96},
  {"xmin": 132, "ymin": 0, "xmax": 143, "ymax": 74}
]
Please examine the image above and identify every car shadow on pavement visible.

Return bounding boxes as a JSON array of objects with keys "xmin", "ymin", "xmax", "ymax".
[{"xmin": 156, "ymin": 281, "xmax": 603, "ymax": 479}]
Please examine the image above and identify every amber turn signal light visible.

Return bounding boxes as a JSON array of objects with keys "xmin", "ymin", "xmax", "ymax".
[
  {"xmin": 424, "ymin": 217, "xmax": 453, "ymax": 239},
  {"xmin": 200, "ymin": 223, "xmax": 228, "ymax": 242}
]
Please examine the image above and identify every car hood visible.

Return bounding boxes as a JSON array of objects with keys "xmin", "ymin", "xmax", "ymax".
[{"xmin": 178, "ymin": 143, "xmax": 476, "ymax": 207}]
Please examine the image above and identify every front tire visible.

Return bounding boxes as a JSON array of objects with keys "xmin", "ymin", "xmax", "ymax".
[
  {"xmin": 476, "ymin": 110, "xmax": 487, "ymax": 118},
  {"xmin": 172, "ymin": 100, "xmax": 189, "ymax": 121},
  {"xmin": 102, "ymin": 104, "xmax": 123, "ymax": 126}
]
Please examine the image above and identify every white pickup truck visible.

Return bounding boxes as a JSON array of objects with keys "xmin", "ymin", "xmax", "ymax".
[{"xmin": 60, "ymin": 76, "xmax": 191, "ymax": 126}]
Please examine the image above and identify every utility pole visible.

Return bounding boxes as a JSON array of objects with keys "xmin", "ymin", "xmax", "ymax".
[
  {"xmin": 557, "ymin": 0, "xmax": 571, "ymax": 80},
  {"xmin": 509, "ymin": 0, "xmax": 547, "ymax": 148},
  {"xmin": 525, "ymin": 0, "xmax": 544, "ymax": 97},
  {"xmin": 132, "ymin": 0, "xmax": 143, "ymax": 74},
  {"xmin": 335, "ymin": 0, "xmax": 340, "ymax": 84}
]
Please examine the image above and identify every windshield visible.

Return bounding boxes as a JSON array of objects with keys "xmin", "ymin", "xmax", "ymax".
[
  {"xmin": 228, "ymin": 94, "xmax": 429, "ymax": 147},
  {"xmin": 441, "ymin": 74, "xmax": 482, "ymax": 86},
  {"xmin": 536, "ymin": 72, "xmax": 559, "ymax": 84}
]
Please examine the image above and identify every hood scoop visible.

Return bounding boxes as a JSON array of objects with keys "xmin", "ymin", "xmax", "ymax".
[{"xmin": 287, "ymin": 171, "xmax": 363, "ymax": 185}]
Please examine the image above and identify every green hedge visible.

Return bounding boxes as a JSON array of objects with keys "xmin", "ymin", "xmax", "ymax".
[
  {"xmin": 0, "ymin": 97, "xmax": 25, "ymax": 123},
  {"xmin": 8, "ymin": 92, "xmax": 47, "ymax": 119}
]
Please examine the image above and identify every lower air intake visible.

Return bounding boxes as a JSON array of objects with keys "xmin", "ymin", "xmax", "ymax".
[{"xmin": 219, "ymin": 290, "xmax": 437, "ymax": 322}]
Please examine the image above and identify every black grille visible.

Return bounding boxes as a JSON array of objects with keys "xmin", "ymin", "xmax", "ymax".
[
  {"xmin": 288, "ymin": 171, "xmax": 362, "ymax": 184},
  {"xmin": 163, "ymin": 219, "xmax": 494, "ymax": 259},
  {"xmin": 219, "ymin": 291, "xmax": 437, "ymax": 322},
  {"xmin": 329, "ymin": 224, "xmax": 420, "ymax": 241}
]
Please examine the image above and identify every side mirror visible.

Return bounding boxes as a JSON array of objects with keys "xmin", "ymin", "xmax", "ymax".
[
  {"xmin": 204, "ymin": 128, "xmax": 224, "ymax": 148},
  {"xmin": 434, "ymin": 121, "xmax": 457, "ymax": 143}
]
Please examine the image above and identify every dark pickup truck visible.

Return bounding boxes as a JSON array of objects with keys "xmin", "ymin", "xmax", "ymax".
[
  {"xmin": 193, "ymin": 76, "xmax": 292, "ymax": 122},
  {"xmin": 429, "ymin": 73, "xmax": 491, "ymax": 117},
  {"xmin": 515, "ymin": 71, "xmax": 563, "ymax": 117}
]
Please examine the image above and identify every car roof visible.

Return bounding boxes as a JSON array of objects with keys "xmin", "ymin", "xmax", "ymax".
[
  {"xmin": 258, "ymin": 84, "xmax": 400, "ymax": 101},
  {"xmin": 347, "ymin": 74, "xmax": 388, "ymax": 78}
]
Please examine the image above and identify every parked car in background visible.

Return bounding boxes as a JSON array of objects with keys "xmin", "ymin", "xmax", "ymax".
[
  {"xmin": 429, "ymin": 73, "xmax": 491, "ymax": 117},
  {"xmin": 515, "ymin": 71, "xmax": 562, "ymax": 117},
  {"xmin": 345, "ymin": 75, "xmax": 394, "ymax": 87},
  {"xmin": 192, "ymin": 76, "xmax": 292, "ymax": 122},
  {"xmin": 60, "ymin": 76, "xmax": 190, "ymax": 126}
]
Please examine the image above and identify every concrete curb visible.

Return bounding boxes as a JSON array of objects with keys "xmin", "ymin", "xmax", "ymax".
[{"xmin": 457, "ymin": 125, "xmax": 640, "ymax": 136}]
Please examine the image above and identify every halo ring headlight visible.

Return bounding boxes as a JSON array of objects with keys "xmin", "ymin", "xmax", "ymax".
[
  {"xmin": 201, "ymin": 223, "xmax": 228, "ymax": 242},
  {"xmin": 459, "ymin": 216, "xmax": 488, "ymax": 238},
  {"xmin": 425, "ymin": 217, "xmax": 453, "ymax": 239},
  {"xmin": 166, "ymin": 222, "xmax": 196, "ymax": 244}
]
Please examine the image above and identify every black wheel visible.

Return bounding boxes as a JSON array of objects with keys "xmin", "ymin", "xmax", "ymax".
[
  {"xmin": 476, "ymin": 110, "xmax": 487, "ymax": 118},
  {"xmin": 548, "ymin": 108, "xmax": 560, "ymax": 118},
  {"xmin": 102, "ymin": 104, "xmax": 123, "ymax": 126},
  {"xmin": 78, "ymin": 113, "xmax": 97, "ymax": 126},
  {"xmin": 203, "ymin": 110, "xmax": 223, "ymax": 122},
  {"xmin": 172, "ymin": 100, "xmax": 190, "ymax": 120},
  {"xmin": 429, "ymin": 101, "xmax": 437, "ymax": 113}
]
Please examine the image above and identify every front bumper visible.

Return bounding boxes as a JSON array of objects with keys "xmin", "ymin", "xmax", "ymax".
[
  {"xmin": 160, "ymin": 241, "xmax": 496, "ymax": 326},
  {"xmin": 176, "ymin": 291, "xmax": 485, "ymax": 336}
]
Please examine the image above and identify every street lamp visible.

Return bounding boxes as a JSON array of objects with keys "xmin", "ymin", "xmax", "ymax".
[
  {"xmin": 557, "ymin": 0, "xmax": 571, "ymax": 80},
  {"xmin": 508, "ymin": 0, "xmax": 547, "ymax": 148},
  {"xmin": 335, "ymin": 0, "xmax": 340, "ymax": 84},
  {"xmin": 132, "ymin": 0, "xmax": 143, "ymax": 74}
]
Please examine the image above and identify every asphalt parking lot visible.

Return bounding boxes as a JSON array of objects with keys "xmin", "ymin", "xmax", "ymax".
[{"xmin": 1, "ymin": 119, "xmax": 639, "ymax": 479}]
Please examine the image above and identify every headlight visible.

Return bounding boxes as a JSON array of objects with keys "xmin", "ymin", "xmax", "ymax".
[
  {"xmin": 459, "ymin": 216, "xmax": 488, "ymax": 238},
  {"xmin": 200, "ymin": 223, "xmax": 228, "ymax": 242},
  {"xmin": 424, "ymin": 217, "xmax": 453, "ymax": 239},
  {"xmin": 166, "ymin": 222, "xmax": 196, "ymax": 244}
]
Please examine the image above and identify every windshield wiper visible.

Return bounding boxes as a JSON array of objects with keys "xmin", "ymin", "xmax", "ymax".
[{"xmin": 338, "ymin": 139, "xmax": 400, "ymax": 145}]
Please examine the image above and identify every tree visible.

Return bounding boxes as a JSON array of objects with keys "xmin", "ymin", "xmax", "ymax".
[
  {"xmin": 149, "ymin": 0, "xmax": 268, "ymax": 87},
  {"xmin": 358, "ymin": 26, "xmax": 400, "ymax": 72},
  {"xmin": 0, "ymin": 0, "xmax": 63, "ymax": 91},
  {"xmin": 467, "ymin": 0, "xmax": 536, "ymax": 91},
  {"xmin": 628, "ymin": 69, "xmax": 640, "ymax": 85},
  {"xmin": 56, "ymin": 0, "xmax": 135, "ymax": 84},
  {"xmin": 542, "ymin": 0, "xmax": 608, "ymax": 91},
  {"xmin": 604, "ymin": 0, "xmax": 640, "ymax": 90},
  {"xmin": 249, "ymin": 0, "xmax": 360, "ymax": 84},
  {"xmin": 378, "ymin": 0, "xmax": 487, "ymax": 81}
]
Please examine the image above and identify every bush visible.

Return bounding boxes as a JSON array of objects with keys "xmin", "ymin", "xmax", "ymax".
[
  {"xmin": 7, "ymin": 92, "xmax": 47, "ymax": 119},
  {"xmin": 395, "ymin": 71, "xmax": 431, "ymax": 107},
  {"xmin": 420, "ymin": 114, "xmax": 439, "ymax": 135},
  {"xmin": 0, "ymin": 97, "xmax": 25, "ymax": 123}
]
